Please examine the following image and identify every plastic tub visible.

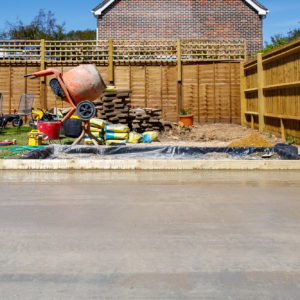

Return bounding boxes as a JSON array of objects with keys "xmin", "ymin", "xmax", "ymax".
[
  {"xmin": 37, "ymin": 121, "xmax": 61, "ymax": 140},
  {"xmin": 62, "ymin": 119, "xmax": 82, "ymax": 138}
]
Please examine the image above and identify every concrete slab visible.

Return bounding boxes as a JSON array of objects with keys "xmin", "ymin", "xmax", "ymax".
[
  {"xmin": 1, "ymin": 159, "xmax": 300, "ymax": 170},
  {"xmin": 0, "ymin": 170, "xmax": 300, "ymax": 299}
]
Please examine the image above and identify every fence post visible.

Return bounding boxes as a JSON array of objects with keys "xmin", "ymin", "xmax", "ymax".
[
  {"xmin": 177, "ymin": 38, "xmax": 182, "ymax": 117},
  {"xmin": 244, "ymin": 40, "xmax": 247, "ymax": 60},
  {"xmin": 240, "ymin": 62, "xmax": 246, "ymax": 126},
  {"xmin": 40, "ymin": 39, "xmax": 46, "ymax": 108},
  {"xmin": 108, "ymin": 39, "xmax": 114, "ymax": 83},
  {"xmin": 257, "ymin": 53, "xmax": 265, "ymax": 132},
  {"xmin": 280, "ymin": 118, "xmax": 285, "ymax": 139}
]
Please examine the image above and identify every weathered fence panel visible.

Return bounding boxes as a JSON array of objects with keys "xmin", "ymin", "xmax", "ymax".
[
  {"xmin": 241, "ymin": 38, "xmax": 300, "ymax": 139},
  {"xmin": 0, "ymin": 39, "xmax": 244, "ymax": 122},
  {"xmin": 182, "ymin": 63, "xmax": 241, "ymax": 123}
]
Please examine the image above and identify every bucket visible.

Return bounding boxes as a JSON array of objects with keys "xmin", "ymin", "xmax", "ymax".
[
  {"xmin": 37, "ymin": 121, "xmax": 61, "ymax": 140},
  {"xmin": 28, "ymin": 130, "xmax": 42, "ymax": 146},
  {"xmin": 62, "ymin": 119, "xmax": 82, "ymax": 138}
]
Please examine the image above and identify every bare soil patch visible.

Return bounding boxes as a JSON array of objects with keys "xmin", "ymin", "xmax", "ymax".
[{"xmin": 158, "ymin": 123, "xmax": 285, "ymax": 147}]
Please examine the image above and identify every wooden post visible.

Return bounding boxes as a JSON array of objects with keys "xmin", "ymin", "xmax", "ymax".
[
  {"xmin": 40, "ymin": 39, "xmax": 46, "ymax": 108},
  {"xmin": 177, "ymin": 39, "xmax": 182, "ymax": 82},
  {"xmin": 257, "ymin": 53, "xmax": 265, "ymax": 132},
  {"xmin": 240, "ymin": 62, "xmax": 247, "ymax": 126},
  {"xmin": 244, "ymin": 39, "xmax": 247, "ymax": 60},
  {"xmin": 280, "ymin": 118, "xmax": 285, "ymax": 139},
  {"xmin": 24, "ymin": 64, "xmax": 28, "ymax": 94},
  {"xmin": 108, "ymin": 39, "xmax": 114, "ymax": 83},
  {"xmin": 177, "ymin": 39, "xmax": 182, "ymax": 117},
  {"xmin": 251, "ymin": 114, "xmax": 254, "ymax": 129},
  {"xmin": 8, "ymin": 64, "xmax": 12, "ymax": 113}
]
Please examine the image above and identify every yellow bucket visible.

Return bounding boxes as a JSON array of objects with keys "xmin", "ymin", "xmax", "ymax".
[{"xmin": 28, "ymin": 130, "xmax": 42, "ymax": 146}]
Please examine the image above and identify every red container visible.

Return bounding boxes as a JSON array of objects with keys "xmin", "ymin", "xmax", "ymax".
[{"xmin": 37, "ymin": 121, "xmax": 61, "ymax": 140}]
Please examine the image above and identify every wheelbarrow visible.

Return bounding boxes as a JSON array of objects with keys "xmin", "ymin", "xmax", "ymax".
[
  {"xmin": 1, "ymin": 93, "xmax": 35, "ymax": 133},
  {"xmin": 25, "ymin": 64, "xmax": 106, "ymax": 145}
]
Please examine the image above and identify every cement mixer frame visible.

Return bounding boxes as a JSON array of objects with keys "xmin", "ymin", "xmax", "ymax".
[{"xmin": 24, "ymin": 65, "xmax": 106, "ymax": 145}]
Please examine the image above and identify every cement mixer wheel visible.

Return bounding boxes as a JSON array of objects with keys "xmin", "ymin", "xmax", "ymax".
[{"xmin": 76, "ymin": 100, "xmax": 96, "ymax": 121}]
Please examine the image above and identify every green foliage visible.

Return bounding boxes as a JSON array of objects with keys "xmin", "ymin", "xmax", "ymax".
[
  {"xmin": 179, "ymin": 108, "xmax": 191, "ymax": 115},
  {"xmin": 285, "ymin": 133, "xmax": 297, "ymax": 145},
  {"xmin": 259, "ymin": 24, "xmax": 300, "ymax": 53},
  {"xmin": 64, "ymin": 30, "xmax": 96, "ymax": 40},
  {"xmin": 0, "ymin": 9, "xmax": 96, "ymax": 40}
]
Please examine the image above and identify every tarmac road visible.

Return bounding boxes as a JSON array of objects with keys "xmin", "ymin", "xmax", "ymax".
[{"xmin": 0, "ymin": 170, "xmax": 300, "ymax": 299}]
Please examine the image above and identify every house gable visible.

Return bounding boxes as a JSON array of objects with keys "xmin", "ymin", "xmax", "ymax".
[{"xmin": 92, "ymin": 0, "xmax": 268, "ymax": 17}]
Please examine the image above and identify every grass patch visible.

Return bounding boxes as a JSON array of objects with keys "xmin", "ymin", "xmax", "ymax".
[{"xmin": 0, "ymin": 126, "xmax": 78, "ymax": 159}]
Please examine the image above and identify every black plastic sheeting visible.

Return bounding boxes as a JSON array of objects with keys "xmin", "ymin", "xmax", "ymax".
[{"xmin": 21, "ymin": 144, "xmax": 300, "ymax": 160}]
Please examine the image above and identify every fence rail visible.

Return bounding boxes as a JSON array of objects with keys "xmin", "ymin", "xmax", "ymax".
[
  {"xmin": 0, "ymin": 39, "xmax": 246, "ymax": 65},
  {"xmin": 241, "ymin": 37, "xmax": 300, "ymax": 140}
]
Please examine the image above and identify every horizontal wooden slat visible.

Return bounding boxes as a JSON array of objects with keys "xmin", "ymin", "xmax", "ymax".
[
  {"xmin": 245, "ymin": 111, "xmax": 259, "ymax": 115},
  {"xmin": 264, "ymin": 113, "xmax": 300, "ymax": 121},
  {"xmin": 263, "ymin": 81, "xmax": 300, "ymax": 90}
]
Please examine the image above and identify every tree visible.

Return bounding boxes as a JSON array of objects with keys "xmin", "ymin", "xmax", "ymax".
[
  {"xmin": 0, "ymin": 9, "xmax": 66, "ymax": 40},
  {"xmin": 0, "ymin": 9, "xmax": 96, "ymax": 40},
  {"xmin": 260, "ymin": 23, "xmax": 300, "ymax": 52},
  {"xmin": 64, "ymin": 30, "xmax": 96, "ymax": 40}
]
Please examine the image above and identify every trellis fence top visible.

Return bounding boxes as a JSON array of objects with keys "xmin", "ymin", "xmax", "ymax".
[{"xmin": 0, "ymin": 39, "xmax": 246, "ymax": 64}]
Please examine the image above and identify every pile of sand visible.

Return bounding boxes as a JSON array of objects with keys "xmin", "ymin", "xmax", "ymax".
[{"xmin": 228, "ymin": 132, "xmax": 273, "ymax": 147}]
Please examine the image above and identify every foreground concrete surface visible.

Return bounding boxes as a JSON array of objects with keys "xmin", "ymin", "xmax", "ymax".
[{"xmin": 0, "ymin": 170, "xmax": 300, "ymax": 299}]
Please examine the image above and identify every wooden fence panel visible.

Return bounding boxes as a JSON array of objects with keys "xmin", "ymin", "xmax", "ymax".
[
  {"xmin": 215, "ymin": 63, "xmax": 231, "ymax": 123},
  {"xmin": 26, "ymin": 66, "xmax": 41, "ymax": 109},
  {"xmin": 145, "ymin": 66, "xmax": 162, "ymax": 109},
  {"xmin": 198, "ymin": 64, "xmax": 215, "ymax": 123},
  {"xmin": 182, "ymin": 62, "xmax": 241, "ymax": 123},
  {"xmin": 0, "ymin": 67, "xmax": 10, "ymax": 113},
  {"xmin": 161, "ymin": 66, "xmax": 178, "ymax": 121},
  {"xmin": 230, "ymin": 63, "xmax": 241, "ymax": 124},
  {"xmin": 242, "ymin": 37, "xmax": 300, "ymax": 139},
  {"xmin": 130, "ymin": 66, "xmax": 146, "ymax": 108},
  {"xmin": 114, "ymin": 66, "xmax": 130, "ymax": 90},
  {"xmin": 11, "ymin": 67, "xmax": 26, "ymax": 110},
  {"xmin": 182, "ymin": 65, "xmax": 199, "ymax": 120}
]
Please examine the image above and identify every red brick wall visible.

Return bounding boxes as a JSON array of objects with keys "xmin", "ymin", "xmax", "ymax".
[{"xmin": 97, "ymin": 0, "xmax": 263, "ymax": 54}]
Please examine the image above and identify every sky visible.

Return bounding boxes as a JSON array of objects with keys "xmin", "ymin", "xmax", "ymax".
[{"xmin": 0, "ymin": 0, "xmax": 299, "ymax": 44}]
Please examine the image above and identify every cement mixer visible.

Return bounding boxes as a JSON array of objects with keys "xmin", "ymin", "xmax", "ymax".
[{"xmin": 25, "ymin": 64, "xmax": 106, "ymax": 145}]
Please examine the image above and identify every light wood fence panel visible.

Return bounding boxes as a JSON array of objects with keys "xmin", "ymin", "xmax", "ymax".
[
  {"xmin": 161, "ymin": 66, "xmax": 178, "ymax": 121},
  {"xmin": 182, "ymin": 62, "xmax": 241, "ymax": 123},
  {"xmin": 242, "ymin": 37, "xmax": 300, "ymax": 139}
]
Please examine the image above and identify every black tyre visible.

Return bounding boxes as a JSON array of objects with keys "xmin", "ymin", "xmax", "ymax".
[
  {"xmin": 29, "ymin": 120, "xmax": 36, "ymax": 127},
  {"xmin": 12, "ymin": 118, "xmax": 23, "ymax": 127},
  {"xmin": 76, "ymin": 100, "xmax": 96, "ymax": 121}
]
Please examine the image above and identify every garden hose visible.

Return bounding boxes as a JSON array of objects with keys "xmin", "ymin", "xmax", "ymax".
[{"xmin": 0, "ymin": 145, "xmax": 44, "ymax": 159}]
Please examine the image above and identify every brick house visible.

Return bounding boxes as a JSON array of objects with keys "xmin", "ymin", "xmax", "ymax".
[{"xmin": 92, "ymin": 0, "xmax": 268, "ymax": 54}]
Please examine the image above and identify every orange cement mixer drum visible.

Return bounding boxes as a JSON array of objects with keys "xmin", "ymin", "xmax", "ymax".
[{"xmin": 62, "ymin": 64, "xmax": 106, "ymax": 105}]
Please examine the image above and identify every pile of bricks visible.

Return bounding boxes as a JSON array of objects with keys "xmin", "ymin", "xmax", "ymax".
[
  {"xmin": 95, "ymin": 90, "xmax": 131, "ymax": 124},
  {"xmin": 94, "ymin": 90, "xmax": 171, "ymax": 133},
  {"xmin": 130, "ymin": 108, "xmax": 164, "ymax": 133}
]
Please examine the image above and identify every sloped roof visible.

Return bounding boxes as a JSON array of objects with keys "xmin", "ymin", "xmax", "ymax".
[{"xmin": 92, "ymin": 0, "xmax": 268, "ymax": 17}]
